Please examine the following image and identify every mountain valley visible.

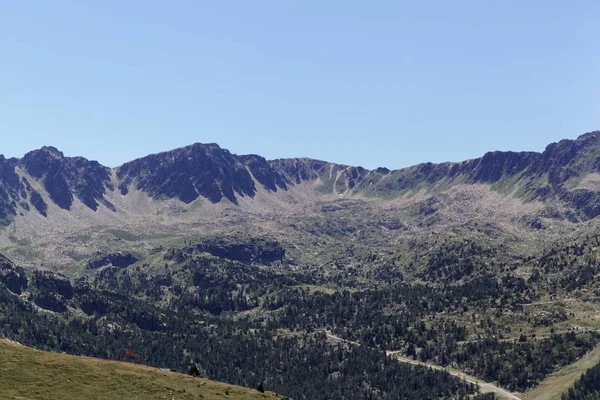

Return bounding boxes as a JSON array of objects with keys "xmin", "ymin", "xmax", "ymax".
[{"xmin": 2, "ymin": 131, "xmax": 600, "ymax": 399}]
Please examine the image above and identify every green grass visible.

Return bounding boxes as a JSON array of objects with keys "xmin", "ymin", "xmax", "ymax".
[
  {"xmin": 8, "ymin": 235, "xmax": 32, "ymax": 247},
  {"xmin": 287, "ymin": 284, "xmax": 355, "ymax": 294},
  {"xmin": 187, "ymin": 198, "xmax": 204, "ymax": 212},
  {"xmin": 0, "ymin": 340, "xmax": 281, "ymax": 400},
  {"xmin": 523, "ymin": 344, "xmax": 600, "ymax": 400},
  {"xmin": 105, "ymin": 228, "xmax": 142, "ymax": 242}
]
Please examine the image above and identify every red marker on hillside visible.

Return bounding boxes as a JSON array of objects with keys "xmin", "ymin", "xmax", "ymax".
[{"xmin": 125, "ymin": 348, "xmax": 141, "ymax": 361}]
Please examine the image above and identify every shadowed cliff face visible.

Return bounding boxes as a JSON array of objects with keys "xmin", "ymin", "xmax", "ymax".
[
  {"xmin": 0, "ymin": 156, "xmax": 21, "ymax": 223},
  {"xmin": 0, "ymin": 147, "xmax": 113, "ymax": 224},
  {"xmin": 117, "ymin": 143, "xmax": 265, "ymax": 204},
  {"xmin": 238, "ymin": 155, "xmax": 289, "ymax": 192},
  {"xmin": 0, "ymin": 131, "xmax": 600, "ymax": 223},
  {"xmin": 0, "ymin": 154, "xmax": 48, "ymax": 222},
  {"xmin": 20, "ymin": 147, "xmax": 114, "ymax": 211},
  {"xmin": 0, "ymin": 253, "xmax": 27, "ymax": 294}
]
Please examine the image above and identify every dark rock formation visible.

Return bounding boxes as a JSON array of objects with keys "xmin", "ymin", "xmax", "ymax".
[
  {"xmin": 117, "ymin": 143, "xmax": 265, "ymax": 204},
  {"xmin": 193, "ymin": 238, "xmax": 286, "ymax": 263},
  {"xmin": 415, "ymin": 196, "xmax": 439, "ymax": 217},
  {"xmin": 562, "ymin": 189, "xmax": 600, "ymax": 221},
  {"xmin": 268, "ymin": 158, "xmax": 329, "ymax": 185},
  {"xmin": 166, "ymin": 238, "xmax": 286, "ymax": 264},
  {"xmin": 79, "ymin": 295, "xmax": 108, "ymax": 316},
  {"xmin": 88, "ymin": 253, "xmax": 139, "ymax": 269},
  {"xmin": 238, "ymin": 154, "xmax": 288, "ymax": 191},
  {"xmin": 32, "ymin": 271, "xmax": 74, "ymax": 300},
  {"xmin": 0, "ymin": 253, "xmax": 28, "ymax": 294},
  {"xmin": 29, "ymin": 271, "xmax": 74, "ymax": 313},
  {"xmin": 526, "ymin": 217, "xmax": 547, "ymax": 230},
  {"xmin": 127, "ymin": 308, "xmax": 164, "ymax": 331},
  {"xmin": 20, "ymin": 146, "xmax": 113, "ymax": 211},
  {"xmin": 33, "ymin": 291, "xmax": 68, "ymax": 313},
  {"xmin": 0, "ymin": 155, "xmax": 25, "ymax": 224}
]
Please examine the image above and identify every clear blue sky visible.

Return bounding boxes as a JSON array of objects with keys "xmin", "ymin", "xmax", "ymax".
[{"xmin": 1, "ymin": 1, "xmax": 598, "ymax": 169}]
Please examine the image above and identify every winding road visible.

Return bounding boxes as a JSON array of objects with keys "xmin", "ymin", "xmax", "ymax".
[{"xmin": 325, "ymin": 332, "xmax": 522, "ymax": 400}]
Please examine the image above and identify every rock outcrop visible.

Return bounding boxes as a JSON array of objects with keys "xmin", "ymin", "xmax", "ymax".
[
  {"xmin": 0, "ymin": 253, "xmax": 28, "ymax": 294},
  {"xmin": 88, "ymin": 253, "xmax": 139, "ymax": 269},
  {"xmin": 166, "ymin": 238, "xmax": 286, "ymax": 264},
  {"xmin": 20, "ymin": 146, "xmax": 114, "ymax": 211}
]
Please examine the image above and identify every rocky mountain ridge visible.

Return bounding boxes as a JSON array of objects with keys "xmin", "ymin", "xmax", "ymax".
[{"xmin": 1, "ymin": 131, "xmax": 599, "ymax": 226}]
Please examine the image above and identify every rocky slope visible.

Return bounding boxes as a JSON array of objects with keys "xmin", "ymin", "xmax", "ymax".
[
  {"xmin": 1, "ymin": 132, "xmax": 599, "ymax": 220},
  {"xmin": 0, "ymin": 131, "xmax": 599, "ymax": 270}
]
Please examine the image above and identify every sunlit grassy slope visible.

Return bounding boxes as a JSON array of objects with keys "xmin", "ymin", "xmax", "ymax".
[
  {"xmin": 522, "ymin": 344, "xmax": 600, "ymax": 400},
  {"xmin": 0, "ymin": 339, "xmax": 281, "ymax": 400}
]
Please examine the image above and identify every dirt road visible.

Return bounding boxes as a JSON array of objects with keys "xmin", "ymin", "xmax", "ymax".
[{"xmin": 325, "ymin": 332, "xmax": 522, "ymax": 400}]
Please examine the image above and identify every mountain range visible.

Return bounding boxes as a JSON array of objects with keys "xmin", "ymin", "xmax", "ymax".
[
  {"xmin": 1, "ymin": 131, "xmax": 600, "ymax": 271},
  {"xmin": 2, "ymin": 131, "xmax": 600, "ymax": 220}
]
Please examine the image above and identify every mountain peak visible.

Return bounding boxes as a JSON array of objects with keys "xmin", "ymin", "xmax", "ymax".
[
  {"xmin": 39, "ymin": 146, "xmax": 64, "ymax": 157},
  {"xmin": 576, "ymin": 130, "xmax": 600, "ymax": 141},
  {"xmin": 117, "ymin": 141, "xmax": 261, "ymax": 203},
  {"xmin": 19, "ymin": 146, "xmax": 112, "ymax": 211},
  {"xmin": 22, "ymin": 146, "xmax": 65, "ymax": 162}
]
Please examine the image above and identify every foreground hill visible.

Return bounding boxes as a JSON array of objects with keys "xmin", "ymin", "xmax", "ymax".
[{"xmin": 0, "ymin": 339, "xmax": 281, "ymax": 400}]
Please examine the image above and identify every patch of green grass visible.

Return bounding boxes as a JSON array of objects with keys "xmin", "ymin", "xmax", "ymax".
[
  {"xmin": 0, "ymin": 340, "xmax": 281, "ymax": 400},
  {"xmin": 316, "ymin": 173, "xmax": 337, "ymax": 194},
  {"xmin": 105, "ymin": 229, "xmax": 141, "ymax": 242},
  {"xmin": 8, "ymin": 235, "xmax": 32, "ymax": 247},
  {"xmin": 187, "ymin": 198, "xmax": 204, "ymax": 212},
  {"xmin": 72, "ymin": 233, "xmax": 92, "ymax": 242},
  {"xmin": 523, "ymin": 344, "xmax": 600, "ymax": 400},
  {"xmin": 288, "ymin": 284, "xmax": 347, "ymax": 294},
  {"xmin": 9, "ymin": 245, "xmax": 44, "ymax": 260}
]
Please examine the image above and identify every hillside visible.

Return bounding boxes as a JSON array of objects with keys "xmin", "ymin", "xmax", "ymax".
[{"xmin": 0, "ymin": 339, "xmax": 281, "ymax": 400}]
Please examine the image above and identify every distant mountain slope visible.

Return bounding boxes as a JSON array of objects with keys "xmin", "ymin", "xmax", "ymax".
[{"xmin": 0, "ymin": 339, "xmax": 280, "ymax": 400}]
